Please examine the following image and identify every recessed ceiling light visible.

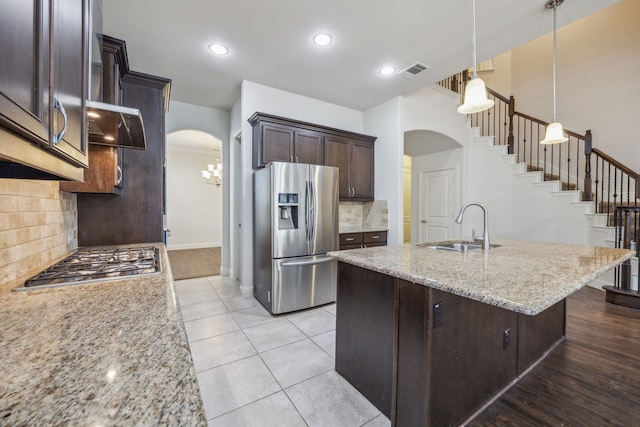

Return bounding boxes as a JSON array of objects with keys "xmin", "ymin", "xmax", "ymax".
[
  {"xmin": 208, "ymin": 43, "xmax": 229, "ymax": 55},
  {"xmin": 313, "ymin": 33, "xmax": 332, "ymax": 47},
  {"xmin": 379, "ymin": 66, "xmax": 396, "ymax": 76}
]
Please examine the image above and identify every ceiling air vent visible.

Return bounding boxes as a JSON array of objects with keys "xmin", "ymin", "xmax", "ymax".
[{"xmin": 401, "ymin": 62, "xmax": 430, "ymax": 79}]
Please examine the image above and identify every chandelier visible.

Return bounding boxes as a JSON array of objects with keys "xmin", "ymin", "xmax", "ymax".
[{"xmin": 201, "ymin": 159, "xmax": 222, "ymax": 186}]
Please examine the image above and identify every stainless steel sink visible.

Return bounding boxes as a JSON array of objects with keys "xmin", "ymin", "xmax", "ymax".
[
  {"xmin": 428, "ymin": 241, "xmax": 481, "ymax": 252},
  {"xmin": 422, "ymin": 240, "xmax": 500, "ymax": 252}
]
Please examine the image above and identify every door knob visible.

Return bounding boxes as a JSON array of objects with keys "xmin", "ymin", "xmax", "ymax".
[{"xmin": 421, "ymin": 220, "xmax": 427, "ymax": 223}]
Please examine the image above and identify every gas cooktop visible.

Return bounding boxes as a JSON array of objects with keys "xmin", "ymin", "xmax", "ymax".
[{"xmin": 14, "ymin": 246, "xmax": 162, "ymax": 291}]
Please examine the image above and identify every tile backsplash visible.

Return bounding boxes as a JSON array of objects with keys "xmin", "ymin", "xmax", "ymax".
[
  {"xmin": 0, "ymin": 180, "xmax": 77, "ymax": 289},
  {"xmin": 339, "ymin": 200, "xmax": 388, "ymax": 232}
]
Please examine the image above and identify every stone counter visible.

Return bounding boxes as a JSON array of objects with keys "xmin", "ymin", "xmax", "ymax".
[
  {"xmin": 329, "ymin": 239, "xmax": 634, "ymax": 315},
  {"xmin": 0, "ymin": 244, "xmax": 206, "ymax": 425}
]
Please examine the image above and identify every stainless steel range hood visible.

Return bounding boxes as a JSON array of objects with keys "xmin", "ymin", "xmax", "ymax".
[{"xmin": 86, "ymin": 100, "xmax": 146, "ymax": 149}]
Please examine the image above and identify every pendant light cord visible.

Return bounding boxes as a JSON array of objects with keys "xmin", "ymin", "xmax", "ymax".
[
  {"xmin": 472, "ymin": 0, "xmax": 478, "ymax": 79},
  {"xmin": 552, "ymin": 3, "xmax": 557, "ymax": 122}
]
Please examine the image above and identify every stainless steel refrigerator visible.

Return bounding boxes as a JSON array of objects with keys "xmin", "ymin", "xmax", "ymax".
[{"xmin": 253, "ymin": 162, "xmax": 339, "ymax": 314}]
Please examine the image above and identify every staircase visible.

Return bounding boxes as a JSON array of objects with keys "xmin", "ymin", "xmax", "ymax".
[{"xmin": 440, "ymin": 72, "xmax": 640, "ymax": 308}]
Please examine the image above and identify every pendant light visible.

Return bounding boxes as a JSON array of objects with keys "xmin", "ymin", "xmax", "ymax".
[
  {"xmin": 540, "ymin": 0, "xmax": 568, "ymax": 144},
  {"xmin": 457, "ymin": 0, "xmax": 494, "ymax": 114}
]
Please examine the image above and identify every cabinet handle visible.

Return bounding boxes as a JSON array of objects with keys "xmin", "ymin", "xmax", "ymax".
[
  {"xmin": 116, "ymin": 165, "xmax": 123, "ymax": 186},
  {"xmin": 345, "ymin": 237, "xmax": 355, "ymax": 241},
  {"xmin": 52, "ymin": 97, "xmax": 68, "ymax": 145},
  {"xmin": 371, "ymin": 235, "xmax": 380, "ymax": 239},
  {"xmin": 295, "ymin": 156, "xmax": 299, "ymax": 163}
]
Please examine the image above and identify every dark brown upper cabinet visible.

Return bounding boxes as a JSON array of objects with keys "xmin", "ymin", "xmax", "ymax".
[
  {"xmin": 249, "ymin": 112, "xmax": 376, "ymax": 201},
  {"xmin": 325, "ymin": 135, "xmax": 374, "ymax": 201},
  {"xmin": 250, "ymin": 116, "xmax": 324, "ymax": 167},
  {"xmin": 0, "ymin": 0, "xmax": 89, "ymax": 180}
]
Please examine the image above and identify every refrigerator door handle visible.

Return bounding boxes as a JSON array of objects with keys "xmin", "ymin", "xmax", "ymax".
[
  {"xmin": 281, "ymin": 257, "xmax": 335, "ymax": 267},
  {"xmin": 309, "ymin": 181, "xmax": 315, "ymax": 242},
  {"xmin": 305, "ymin": 181, "xmax": 310, "ymax": 242}
]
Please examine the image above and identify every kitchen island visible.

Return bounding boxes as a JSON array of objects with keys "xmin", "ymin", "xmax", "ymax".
[
  {"xmin": 0, "ymin": 244, "xmax": 206, "ymax": 425},
  {"xmin": 329, "ymin": 240, "xmax": 633, "ymax": 427}
]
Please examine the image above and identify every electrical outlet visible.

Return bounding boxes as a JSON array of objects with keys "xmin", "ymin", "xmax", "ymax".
[
  {"xmin": 503, "ymin": 328, "xmax": 511, "ymax": 349},
  {"xmin": 433, "ymin": 301, "xmax": 444, "ymax": 329}
]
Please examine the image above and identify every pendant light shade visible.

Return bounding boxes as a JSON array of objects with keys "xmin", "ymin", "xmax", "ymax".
[
  {"xmin": 541, "ymin": 0, "xmax": 568, "ymax": 144},
  {"xmin": 457, "ymin": 77, "xmax": 494, "ymax": 114},
  {"xmin": 458, "ymin": 0, "xmax": 493, "ymax": 115},
  {"xmin": 541, "ymin": 122, "xmax": 568, "ymax": 144}
]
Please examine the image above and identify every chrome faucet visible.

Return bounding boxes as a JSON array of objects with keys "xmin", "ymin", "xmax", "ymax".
[{"xmin": 455, "ymin": 202, "xmax": 490, "ymax": 250}]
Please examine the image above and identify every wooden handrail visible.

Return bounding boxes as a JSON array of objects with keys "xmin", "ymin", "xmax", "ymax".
[
  {"xmin": 486, "ymin": 87, "xmax": 510, "ymax": 104},
  {"xmin": 592, "ymin": 148, "xmax": 640, "ymax": 181}
]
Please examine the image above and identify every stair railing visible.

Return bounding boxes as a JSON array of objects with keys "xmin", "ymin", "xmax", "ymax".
[
  {"xmin": 437, "ymin": 75, "xmax": 639, "ymax": 218},
  {"xmin": 589, "ymin": 148, "xmax": 639, "ymax": 223}
]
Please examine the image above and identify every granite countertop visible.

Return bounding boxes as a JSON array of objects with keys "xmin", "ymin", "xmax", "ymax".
[
  {"xmin": 329, "ymin": 239, "xmax": 634, "ymax": 315},
  {"xmin": 339, "ymin": 227, "xmax": 388, "ymax": 234},
  {"xmin": 0, "ymin": 243, "xmax": 206, "ymax": 425}
]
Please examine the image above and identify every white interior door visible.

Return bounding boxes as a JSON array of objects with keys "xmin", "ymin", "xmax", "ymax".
[{"xmin": 418, "ymin": 169, "xmax": 456, "ymax": 243}]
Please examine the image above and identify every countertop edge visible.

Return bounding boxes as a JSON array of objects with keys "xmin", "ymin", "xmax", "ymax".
[{"xmin": 329, "ymin": 242, "xmax": 635, "ymax": 315}]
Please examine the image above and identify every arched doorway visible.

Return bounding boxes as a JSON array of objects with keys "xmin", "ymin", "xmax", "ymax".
[
  {"xmin": 404, "ymin": 129, "xmax": 463, "ymax": 244},
  {"xmin": 166, "ymin": 129, "xmax": 223, "ymax": 276}
]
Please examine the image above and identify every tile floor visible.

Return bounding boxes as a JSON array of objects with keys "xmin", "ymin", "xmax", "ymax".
[{"xmin": 175, "ymin": 275, "xmax": 391, "ymax": 427}]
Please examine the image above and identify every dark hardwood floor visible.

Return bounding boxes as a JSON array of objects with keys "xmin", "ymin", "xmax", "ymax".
[{"xmin": 469, "ymin": 286, "xmax": 640, "ymax": 426}]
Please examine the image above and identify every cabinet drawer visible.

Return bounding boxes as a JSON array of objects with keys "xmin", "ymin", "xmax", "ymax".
[
  {"xmin": 340, "ymin": 233, "xmax": 363, "ymax": 248},
  {"xmin": 364, "ymin": 231, "xmax": 387, "ymax": 244}
]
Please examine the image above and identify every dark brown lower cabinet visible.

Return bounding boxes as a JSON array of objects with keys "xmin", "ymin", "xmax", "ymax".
[
  {"xmin": 335, "ymin": 263, "xmax": 395, "ymax": 418},
  {"xmin": 335, "ymin": 262, "xmax": 566, "ymax": 427},
  {"xmin": 339, "ymin": 231, "xmax": 387, "ymax": 250}
]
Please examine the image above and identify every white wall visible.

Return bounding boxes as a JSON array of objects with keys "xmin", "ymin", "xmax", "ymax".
[
  {"xmin": 463, "ymin": 135, "xmax": 514, "ymax": 240},
  {"xmin": 166, "ymin": 100, "xmax": 230, "ymax": 137},
  {"xmin": 364, "ymin": 97, "xmax": 403, "ymax": 245},
  {"xmin": 228, "ymin": 99, "xmax": 242, "ymax": 279},
  {"xmin": 238, "ymin": 80, "xmax": 365, "ymax": 295},
  {"xmin": 166, "ymin": 146, "xmax": 222, "ymax": 249},
  {"xmin": 402, "ymin": 86, "xmax": 469, "ymax": 144}
]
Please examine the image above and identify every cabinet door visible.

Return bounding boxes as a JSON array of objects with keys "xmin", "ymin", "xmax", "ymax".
[
  {"xmin": 294, "ymin": 130, "xmax": 323, "ymax": 165},
  {"xmin": 0, "ymin": 0, "xmax": 50, "ymax": 145},
  {"xmin": 49, "ymin": 0, "xmax": 89, "ymax": 167},
  {"xmin": 324, "ymin": 135, "xmax": 351, "ymax": 199},
  {"xmin": 261, "ymin": 123, "xmax": 294, "ymax": 164},
  {"xmin": 351, "ymin": 141, "xmax": 374, "ymax": 200}
]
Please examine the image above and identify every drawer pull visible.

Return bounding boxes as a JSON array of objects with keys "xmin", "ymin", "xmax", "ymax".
[
  {"xmin": 345, "ymin": 238, "xmax": 355, "ymax": 241},
  {"xmin": 371, "ymin": 235, "xmax": 380, "ymax": 239}
]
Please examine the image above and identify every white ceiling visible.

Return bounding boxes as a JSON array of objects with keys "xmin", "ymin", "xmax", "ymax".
[{"xmin": 102, "ymin": 0, "xmax": 618, "ymax": 112}]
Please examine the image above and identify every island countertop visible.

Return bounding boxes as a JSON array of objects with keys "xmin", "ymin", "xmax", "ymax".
[
  {"xmin": 0, "ymin": 243, "xmax": 206, "ymax": 425},
  {"xmin": 329, "ymin": 239, "xmax": 634, "ymax": 315}
]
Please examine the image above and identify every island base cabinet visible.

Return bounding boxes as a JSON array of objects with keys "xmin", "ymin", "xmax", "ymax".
[
  {"xmin": 517, "ymin": 299, "xmax": 565, "ymax": 375},
  {"xmin": 395, "ymin": 282, "xmax": 519, "ymax": 426},
  {"xmin": 335, "ymin": 262, "xmax": 566, "ymax": 427},
  {"xmin": 335, "ymin": 263, "xmax": 395, "ymax": 419},
  {"xmin": 426, "ymin": 288, "xmax": 519, "ymax": 426}
]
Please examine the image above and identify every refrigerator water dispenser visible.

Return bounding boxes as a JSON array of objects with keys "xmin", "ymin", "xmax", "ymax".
[{"xmin": 277, "ymin": 193, "xmax": 298, "ymax": 229}]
